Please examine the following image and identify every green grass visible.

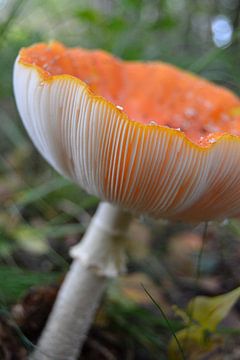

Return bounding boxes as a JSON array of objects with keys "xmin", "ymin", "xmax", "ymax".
[{"xmin": 0, "ymin": 266, "xmax": 61, "ymax": 304}]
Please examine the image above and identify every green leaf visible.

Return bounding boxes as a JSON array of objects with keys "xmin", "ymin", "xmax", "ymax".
[
  {"xmin": 75, "ymin": 8, "xmax": 103, "ymax": 23},
  {"xmin": 150, "ymin": 16, "xmax": 177, "ymax": 30},
  {"xmin": 12, "ymin": 225, "xmax": 49, "ymax": 254},
  {"xmin": 11, "ymin": 223, "xmax": 85, "ymax": 254},
  {"xmin": 168, "ymin": 287, "xmax": 240, "ymax": 359},
  {"xmin": 188, "ymin": 286, "xmax": 240, "ymax": 332},
  {"xmin": 107, "ymin": 17, "xmax": 126, "ymax": 32},
  {"xmin": 168, "ymin": 325, "xmax": 222, "ymax": 360}
]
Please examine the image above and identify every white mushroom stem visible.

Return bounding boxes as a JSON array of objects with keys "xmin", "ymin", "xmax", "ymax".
[{"xmin": 31, "ymin": 202, "xmax": 131, "ymax": 360}]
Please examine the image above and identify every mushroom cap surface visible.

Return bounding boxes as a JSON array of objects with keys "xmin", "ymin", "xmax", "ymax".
[{"xmin": 14, "ymin": 42, "xmax": 240, "ymax": 221}]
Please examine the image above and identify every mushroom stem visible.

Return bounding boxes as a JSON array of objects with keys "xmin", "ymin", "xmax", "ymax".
[{"xmin": 31, "ymin": 202, "xmax": 131, "ymax": 360}]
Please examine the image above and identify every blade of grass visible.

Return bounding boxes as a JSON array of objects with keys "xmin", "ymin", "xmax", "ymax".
[
  {"xmin": 189, "ymin": 30, "xmax": 240, "ymax": 73},
  {"xmin": 16, "ymin": 177, "xmax": 70, "ymax": 207},
  {"xmin": 142, "ymin": 284, "xmax": 186, "ymax": 360},
  {"xmin": 0, "ymin": 308, "xmax": 37, "ymax": 353},
  {"xmin": 183, "ymin": 222, "xmax": 209, "ymax": 352},
  {"xmin": 0, "ymin": 107, "xmax": 29, "ymax": 147},
  {"xmin": 0, "ymin": 0, "xmax": 27, "ymax": 46},
  {"xmin": 195, "ymin": 222, "xmax": 209, "ymax": 287},
  {"xmin": 189, "ymin": 47, "xmax": 223, "ymax": 73},
  {"xmin": 0, "ymin": 266, "xmax": 61, "ymax": 303},
  {"xmin": 11, "ymin": 319, "xmax": 35, "ymax": 352}
]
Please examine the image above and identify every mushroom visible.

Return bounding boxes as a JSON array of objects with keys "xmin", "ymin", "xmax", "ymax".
[{"xmin": 13, "ymin": 42, "xmax": 240, "ymax": 360}]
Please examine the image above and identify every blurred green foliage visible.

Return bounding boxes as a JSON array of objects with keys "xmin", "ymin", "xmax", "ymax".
[{"xmin": 0, "ymin": 266, "xmax": 60, "ymax": 303}]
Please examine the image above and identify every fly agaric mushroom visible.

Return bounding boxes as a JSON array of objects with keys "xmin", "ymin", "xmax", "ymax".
[{"xmin": 14, "ymin": 42, "xmax": 240, "ymax": 359}]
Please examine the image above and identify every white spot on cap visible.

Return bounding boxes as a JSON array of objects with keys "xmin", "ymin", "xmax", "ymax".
[
  {"xmin": 204, "ymin": 124, "xmax": 219, "ymax": 133},
  {"xmin": 185, "ymin": 107, "xmax": 197, "ymax": 117},
  {"xmin": 220, "ymin": 114, "xmax": 230, "ymax": 122}
]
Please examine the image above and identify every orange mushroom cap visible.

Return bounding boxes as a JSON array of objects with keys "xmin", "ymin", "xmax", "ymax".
[{"xmin": 13, "ymin": 41, "xmax": 240, "ymax": 221}]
